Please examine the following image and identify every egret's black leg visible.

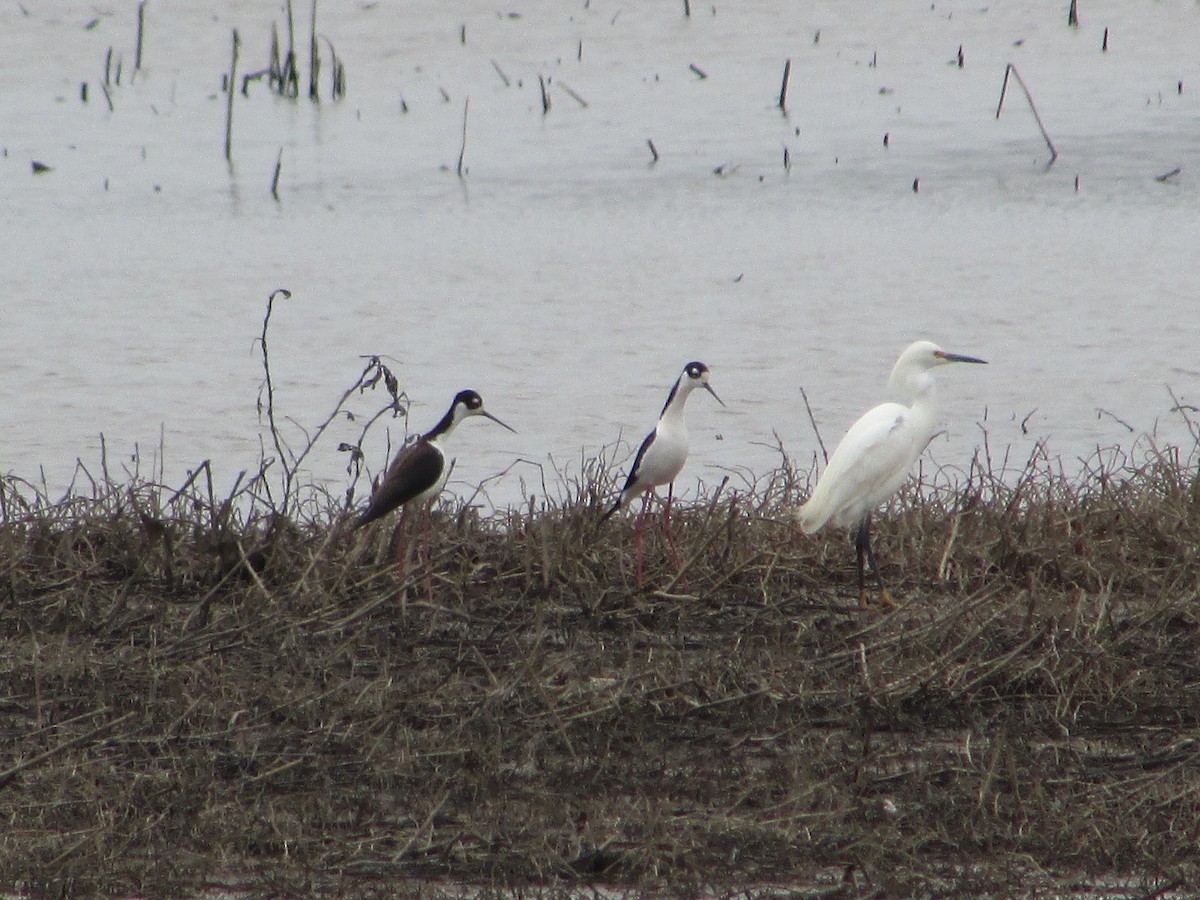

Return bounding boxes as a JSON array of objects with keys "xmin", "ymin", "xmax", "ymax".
[
  {"xmin": 855, "ymin": 514, "xmax": 895, "ymax": 609},
  {"xmin": 854, "ymin": 516, "xmax": 870, "ymax": 609}
]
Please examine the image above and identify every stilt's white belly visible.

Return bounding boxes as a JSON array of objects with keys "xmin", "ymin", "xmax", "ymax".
[{"xmin": 639, "ymin": 427, "xmax": 688, "ymax": 489}]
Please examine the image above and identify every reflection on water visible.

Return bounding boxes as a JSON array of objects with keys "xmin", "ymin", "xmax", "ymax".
[{"xmin": 2, "ymin": 1, "xmax": 1198, "ymax": 510}]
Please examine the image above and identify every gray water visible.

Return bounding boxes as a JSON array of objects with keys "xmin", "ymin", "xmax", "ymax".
[{"xmin": 3, "ymin": 1, "xmax": 1198, "ymax": 511}]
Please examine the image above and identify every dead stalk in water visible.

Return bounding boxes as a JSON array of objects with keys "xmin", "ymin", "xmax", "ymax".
[
  {"xmin": 308, "ymin": 0, "xmax": 319, "ymax": 101},
  {"xmin": 456, "ymin": 97, "xmax": 469, "ymax": 178},
  {"xmin": 996, "ymin": 63, "xmax": 1058, "ymax": 165},
  {"xmin": 490, "ymin": 59, "xmax": 510, "ymax": 87},
  {"xmin": 224, "ymin": 29, "xmax": 240, "ymax": 161},
  {"xmin": 135, "ymin": 2, "xmax": 146, "ymax": 71},
  {"xmin": 271, "ymin": 147, "xmax": 283, "ymax": 200}
]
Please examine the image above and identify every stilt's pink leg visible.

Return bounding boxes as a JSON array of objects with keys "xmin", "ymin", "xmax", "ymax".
[
  {"xmin": 663, "ymin": 482, "xmax": 682, "ymax": 569},
  {"xmin": 421, "ymin": 503, "xmax": 434, "ymax": 603},
  {"xmin": 634, "ymin": 491, "xmax": 651, "ymax": 588},
  {"xmin": 392, "ymin": 507, "xmax": 410, "ymax": 608}
]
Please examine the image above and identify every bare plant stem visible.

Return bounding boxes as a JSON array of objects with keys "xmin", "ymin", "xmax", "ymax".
[
  {"xmin": 308, "ymin": 0, "xmax": 319, "ymax": 101},
  {"xmin": 995, "ymin": 63, "xmax": 1058, "ymax": 165},
  {"xmin": 490, "ymin": 59, "xmax": 510, "ymax": 87},
  {"xmin": 225, "ymin": 29, "xmax": 240, "ymax": 161},
  {"xmin": 800, "ymin": 386, "xmax": 828, "ymax": 465},
  {"xmin": 135, "ymin": 2, "xmax": 146, "ymax": 71},
  {"xmin": 257, "ymin": 290, "xmax": 292, "ymax": 509},
  {"xmin": 778, "ymin": 58, "xmax": 791, "ymax": 112},
  {"xmin": 558, "ymin": 81, "xmax": 588, "ymax": 107},
  {"xmin": 456, "ymin": 97, "xmax": 469, "ymax": 178},
  {"xmin": 271, "ymin": 147, "xmax": 283, "ymax": 200}
]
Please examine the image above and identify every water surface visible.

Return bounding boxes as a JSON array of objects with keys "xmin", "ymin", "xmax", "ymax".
[{"xmin": 3, "ymin": 1, "xmax": 1198, "ymax": 510}]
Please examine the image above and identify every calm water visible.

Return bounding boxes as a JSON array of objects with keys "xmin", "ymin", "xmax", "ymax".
[{"xmin": 3, "ymin": 1, "xmax": 1198, "ymax": 511}]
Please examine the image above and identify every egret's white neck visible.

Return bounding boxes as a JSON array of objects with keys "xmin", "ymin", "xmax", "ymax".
[{"xmin": 888, "ymin": 367, "xmax": 936, "ymax": 407}]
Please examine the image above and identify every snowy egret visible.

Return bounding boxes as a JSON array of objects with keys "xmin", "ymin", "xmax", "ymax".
[
  {"xmin": 797, "ymin": 340, "xmax": 986, "ymax": 608},
  {"xmin": 602, "ymin": 361, "xmax": 724, "ymax": 585}
]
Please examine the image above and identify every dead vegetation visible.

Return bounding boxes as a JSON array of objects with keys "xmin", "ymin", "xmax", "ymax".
[{"xmin": 2, "ymin": 429, "xmax": 1200, "ymax": 898}]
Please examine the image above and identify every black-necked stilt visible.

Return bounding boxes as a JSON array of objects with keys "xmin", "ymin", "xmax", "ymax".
[
  {"xmin": 797, "ymin": 340, "xmax": 986, "ymax": 609},
  {"xmin": 602, "ymin": 361, "xmax": 724, "ymax": 584},
  {"xmin": 357, "ymin": 390, "xmax": 514, "ymax": 594},
  {"xmin": 357, "ymin": 389, "xmax": 514, "ymax": 527}
]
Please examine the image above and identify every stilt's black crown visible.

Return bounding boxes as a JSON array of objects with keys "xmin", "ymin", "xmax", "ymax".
[{"xmin": 454, "ymin": 390, "xmax": 484, "ymax": 411}]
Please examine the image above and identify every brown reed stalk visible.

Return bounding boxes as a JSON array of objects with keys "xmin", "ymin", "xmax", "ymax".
[
  {"xmin": 224, "ymin": 29, "xmax": 240, "ymax": 161},
  {"xmin": 134, "ymin": 2, "xmax": 146, "ymax": 71},
  {"xmin": 308, "ymin": 0, "xmax": 319, "ymax": 101},
  {"xmin": 996, "ymin": 63, "xmax": 1058, "ymax": 165},
  {"xmin": 456, "ymin": 97, "xmax": 469, "ymax": 178},
  {"xmin": 271, "ymin": 147, "xmax": 283, "ymax": 200}
]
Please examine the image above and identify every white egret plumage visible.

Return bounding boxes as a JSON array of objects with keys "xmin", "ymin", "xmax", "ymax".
[{"xmin": 798, "ymin": 340, "xmax": 986, "ymax": 608}]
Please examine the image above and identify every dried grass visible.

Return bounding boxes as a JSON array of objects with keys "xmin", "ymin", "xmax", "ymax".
[{"xmin": 2, "ymin": 427, "xmax": 1200, "ymax": 897}]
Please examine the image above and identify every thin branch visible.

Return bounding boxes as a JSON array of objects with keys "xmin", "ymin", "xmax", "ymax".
[
  {"xmin": 996, "ymin": 63, "xmax": 1058, "ymax": 165},
  {"xmin": 456, "ymin": 96, "xmax": 469, "ymax": 178},
  {"xmin": 800, "ymin": 386, "xmax": 828, "ymax": 465}
]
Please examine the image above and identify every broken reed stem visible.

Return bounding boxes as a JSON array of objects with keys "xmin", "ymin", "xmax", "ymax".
[
  {"xmin": 257, "ymin": 289, "xmax": 293, "ymax": 511},
  {"xmin": 456, "ymin": 96, "xmax": 469, "ymax": 178},
  {"xmin": 538, "ymin": 74, "xmax": 550, "ymax": 114},
  {"xmin": 995, "ymin": 63, "xmax": 1058, "ymax": 165},
  {"xmin": 490, "ymin": 59, "xmax": 510, "ymax": 88},
  {"xmin": 308, "ymin": 0, "xmax": 320, "ymax": 101},
  {"xmin": 778, "ymin": 58, "xmax": 791, "ymax": 112},
  {"xmin": 558, "ymin": 81, "xmax": 588, "ymax": 108},
  {"xmin": 647, "ymin": 139, "xmax": 659, "ymax": 164},
  {"xmin": 224, "ymin": 29, "xmax": 240, "ymax": 162},
  {"xmin": 134, "ymin": 2, "xmax": 146, "ymax": 71},
  {"xmin": 799, "ymin": 386, "xmax": 828, "ymax": 465},
  {"xmin": 280, "ymin": 0, "xmax": 299, "ymax": 97},
  {"xmin": 271, "ymin": 147, "xmax": 283, "ymax": 200}
]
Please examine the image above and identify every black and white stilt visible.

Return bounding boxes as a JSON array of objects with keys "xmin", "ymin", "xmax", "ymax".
[
  {"xmin": 357, "ymin": 389, "xmax": 514, "ymax": 596},
  {"xmin": 602, "ymin": 361, "xmax": 724, "ymax": 585}
]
